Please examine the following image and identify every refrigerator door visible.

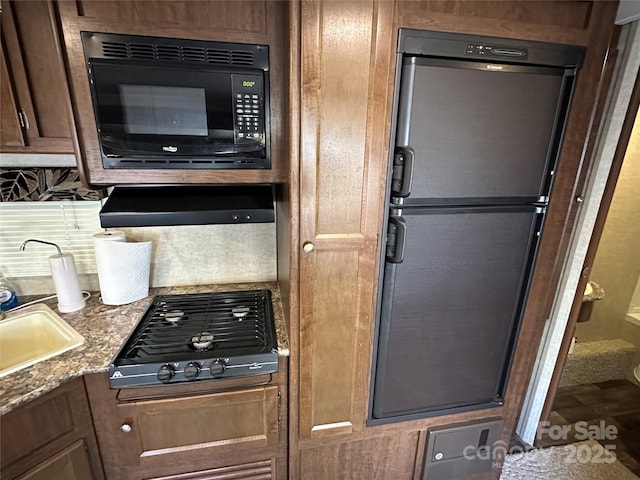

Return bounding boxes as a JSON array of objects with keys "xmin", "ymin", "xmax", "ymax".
[
  {"xmin": 372, "ymin": 206, "xmax": 541, "ymax": 419},
  {"xmin": 394, "ymin": 57, "xmax": 568, "ymax": 204}
]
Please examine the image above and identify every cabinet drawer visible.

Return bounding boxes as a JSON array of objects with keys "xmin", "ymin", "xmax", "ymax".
[{"xmin": 105, "ymin": 386, "xmax": 279, "ymax": 468}]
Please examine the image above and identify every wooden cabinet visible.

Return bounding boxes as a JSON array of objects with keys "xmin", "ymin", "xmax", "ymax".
[
  {"xmin": 85, "ymin": 358, "xmax": 288, "ymax": 480},
  {"xmin": 56, "ymin": 0, "xmax": 291, "ymax": 187},
  {"xmin": 0, "ymin": 377, "xmax": 104, "ymax": 480},
  {"xmin": 290, "ymin": 1, "xmax": 619, "ymax": 479},
  {"xmin": 295, "ymin": 0, "xmax": 393, "ymax": 440},
  {"xmin": 0, "ymin": 1, "xmax": 74, "ymax": 154},
  {"xmin": 15, "ymin": 441, "xmax": 94, "ymax": 480}
]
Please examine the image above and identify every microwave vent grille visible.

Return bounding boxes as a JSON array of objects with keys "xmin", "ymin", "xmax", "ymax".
[
  {"xmin": 230, "ymin": 51, "xmax": 255, "ymax": 66},
  {"xmin": 100, "ymin": 40, "xmax": 255, "ymax": 66},
  {"xmin": 206, "ymin": 48, "xmax": 232, "ymax": 64}
]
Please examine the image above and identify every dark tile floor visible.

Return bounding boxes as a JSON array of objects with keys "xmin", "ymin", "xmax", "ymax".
[{"xmin": 539, "ymin": 379, "xmax": 640, "ymax": 476}]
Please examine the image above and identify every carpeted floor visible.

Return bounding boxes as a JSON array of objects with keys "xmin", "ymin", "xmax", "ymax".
[{"xmin": 501, "ymin": 440, "xmax": 639, "ymax": 480}]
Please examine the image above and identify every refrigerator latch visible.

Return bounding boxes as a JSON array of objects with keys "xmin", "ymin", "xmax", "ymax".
[
  {"xmin": 385, "ymin": 216, "xmax": 407, "ymax": 263},
  {"xmin": 391, "ymin": 147, "xmax": 414, "ymax": 198}
]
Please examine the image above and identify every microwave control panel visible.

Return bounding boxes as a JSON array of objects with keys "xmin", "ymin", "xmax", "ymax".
[{"xmin": 232, "ymin": 74, "xmax": 265, "ymax": 142}]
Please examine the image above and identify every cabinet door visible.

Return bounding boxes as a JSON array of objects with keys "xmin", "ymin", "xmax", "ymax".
[
  {"xmin": 16, "ymin": 441, "xmax": 93, "ymax": 480},
  {"xmin": 297, "ymin": 0, "xmax": 393, "ymax": 439},
  {"xmin": 0, "ymin": 377, "xmax": 103, "ymax": 480},
  {"xmin": 0, "ymin": 44, "xmax": 25, "ymax": 147},
  {"xmin": 0, "ymin": 0, "xmax": 74, "ymax": 154},
  {"xmin": 85, "ymin": 372, "xmax": 281, "ymax": 479}
]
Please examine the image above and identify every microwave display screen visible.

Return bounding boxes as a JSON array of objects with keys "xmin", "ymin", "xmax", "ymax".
[
  {"xmin": 91, "ymin": 62, "xmax": 240, "ymax": 145},
  {"xmin": 120, "ymin": 85, "xmax": 209, "ymax": 137}
]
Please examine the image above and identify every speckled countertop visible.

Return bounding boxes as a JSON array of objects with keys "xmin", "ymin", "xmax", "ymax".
[{"xmin": 0, "ymin": 281, "xmax": 289, "ymax": 416}]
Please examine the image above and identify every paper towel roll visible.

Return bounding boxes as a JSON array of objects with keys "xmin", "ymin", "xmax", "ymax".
[
  {"xmin": 94, "ymin": 232, "xmax": 152, "ymax": 305},
  {"xmin": 93, "ymin": 230, "xmax": 126, "ymax": 243}
]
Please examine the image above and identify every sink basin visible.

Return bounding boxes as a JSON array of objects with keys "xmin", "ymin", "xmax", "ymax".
[
  {"xmin": 0, "ymin": 304, "xmax": 85, "ymax": 378},
  {"xmin": 585, "ymin": 282, "xmax": 593, "ymax": 296}
]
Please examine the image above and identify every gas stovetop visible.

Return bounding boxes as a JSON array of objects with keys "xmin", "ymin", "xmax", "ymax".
[{"xmin": 109, "ymin": 289, "xmax": 278, "ymax": 388}]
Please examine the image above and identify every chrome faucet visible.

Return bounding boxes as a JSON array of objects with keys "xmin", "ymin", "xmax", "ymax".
[{"xmin": 20, "ymin": 239, "xmax": 63, "ymax": 255}]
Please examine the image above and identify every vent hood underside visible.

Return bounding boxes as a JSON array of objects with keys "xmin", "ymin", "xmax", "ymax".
[{"xmin": 99, "ymin": 185, "xmax": 275, "ymax": 228}]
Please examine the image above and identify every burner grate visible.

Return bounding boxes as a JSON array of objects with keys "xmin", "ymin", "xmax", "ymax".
[{"xmin": 117, "ymin": 290, "xmax": 276, "ymax": 365}]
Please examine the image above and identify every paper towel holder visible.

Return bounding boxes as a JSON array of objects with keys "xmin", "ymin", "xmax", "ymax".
[{"xmin": 20, "ymin": 239, "xmax": 86, "ymax": 313}]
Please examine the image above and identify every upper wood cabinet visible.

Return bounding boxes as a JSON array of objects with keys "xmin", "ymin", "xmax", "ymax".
[
  {"xmin": 56, "ymin": 0, "xmax": 290, "ymax": 187},
  {"xmin": 0, "ymin": 1, "xmax": 74, "ymax": 154}
]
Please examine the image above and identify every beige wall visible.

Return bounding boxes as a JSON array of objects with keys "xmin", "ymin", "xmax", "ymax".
[
  {"xmin": 13, "ymin": 222, "xmax": 278, "ymax": 296},
  {"xmin": 576, "ymin": 108, "xmax": 640, "ymax": 348},
  {"xmin": 122, "ymin": 223, "xmax": 277, "ymax": 288}
]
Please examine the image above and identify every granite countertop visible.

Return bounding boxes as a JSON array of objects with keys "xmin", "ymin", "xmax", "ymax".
[{"xmin": 0, "ymin": 281, "xmax": 289, "ymax": 415}]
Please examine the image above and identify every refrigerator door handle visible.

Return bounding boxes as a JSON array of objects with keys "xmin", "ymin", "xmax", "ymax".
[
  {"xmin": 385, "ymin": 216, "xmax": 407, "ymax": 263},
  {"xmin": 391, "ymin": 147, "xmax": 414, "ymax": 198}
]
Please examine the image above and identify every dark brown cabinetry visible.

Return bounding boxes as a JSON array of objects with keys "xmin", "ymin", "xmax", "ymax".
[
  {"xmin": 85, "ymin": 357, "xmax": 288, "ymax": 480},
  {"xmin": 295, "ymin": 0, "xmax": 393, "ymax": 439},
  {"xmin": 56, "ymin": 0, "xmax": 291, "ymax": 187},
  {"xmin": 14, "ymin": 441, "xmax": 94, "ymax": 480},
  {"xmin": 290, "ymin": 1, "xmax": 619, "ymax": 479},
  {"xmin": 0, "ymin": 1, "xmax": 74, "ymax": 154},
  {"xmin": 0, "ymin": 377, "xmax": 104, "ymax": 480}
]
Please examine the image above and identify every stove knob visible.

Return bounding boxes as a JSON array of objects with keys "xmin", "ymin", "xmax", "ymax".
[
  {"xmin": 210, "ymin": 359, "xmax": 226, "ymax": 377},
  {"xmin": 157, "ymin": 364, "xmax": 175, "ymax": 383},
  {"xmin": 184, "ymin": 362, "xmax": 201, "ymax": 380}
]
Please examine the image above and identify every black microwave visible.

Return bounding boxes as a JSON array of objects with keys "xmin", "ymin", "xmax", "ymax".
[{"xmin": 81, "ymin": 32, "xmax": 270, "ymax": 170}]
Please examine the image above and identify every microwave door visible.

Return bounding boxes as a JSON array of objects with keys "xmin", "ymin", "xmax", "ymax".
[
  {"xmin": 87, "ymin": 59, "xmax": 269, "ymax": 169},
  {"xmin": 91, "ymin": 63, "xmax": 235, "ymax": 142}
]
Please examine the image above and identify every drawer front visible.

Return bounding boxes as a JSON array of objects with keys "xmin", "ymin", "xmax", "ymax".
[
  {"xmin": 106, "ymin": 386, "xmax": 279, "ymax": 468},
  {"xmin": 144, "ymin": 459, "xmax": 275, "ymax": 480}
]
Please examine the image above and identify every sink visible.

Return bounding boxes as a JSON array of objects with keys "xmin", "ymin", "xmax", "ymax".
[
  {"xmin": 585, "ymin": 282, "xmax": 593, "ymax": 296},
  {"xmin": 0, "ymin": 304, "xmax": 85, "ymax": 378}
]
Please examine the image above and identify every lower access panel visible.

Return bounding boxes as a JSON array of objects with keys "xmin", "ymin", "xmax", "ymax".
[
  {"xmin": 423, "ymin": 418, "xmax": 504, "ymax": 480},
  {"xmin": 372, "ymin": 207, "xmax": 541, "ymax": 420}
]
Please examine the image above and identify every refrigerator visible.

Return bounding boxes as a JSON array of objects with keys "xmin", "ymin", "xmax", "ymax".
[{"xmin": 370, "ymin": 30, "xmax": 585, "ymax": 422}]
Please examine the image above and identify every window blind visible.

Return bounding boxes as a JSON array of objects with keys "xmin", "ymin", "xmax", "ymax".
[{"xmin": 0, "ymin": 201, "xmax": 102, "ymax": 277}]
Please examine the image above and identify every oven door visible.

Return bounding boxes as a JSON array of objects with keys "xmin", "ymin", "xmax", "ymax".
[{"xmin": 88, "ymin": 60, "xmax": 268, "ymax": 169}]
